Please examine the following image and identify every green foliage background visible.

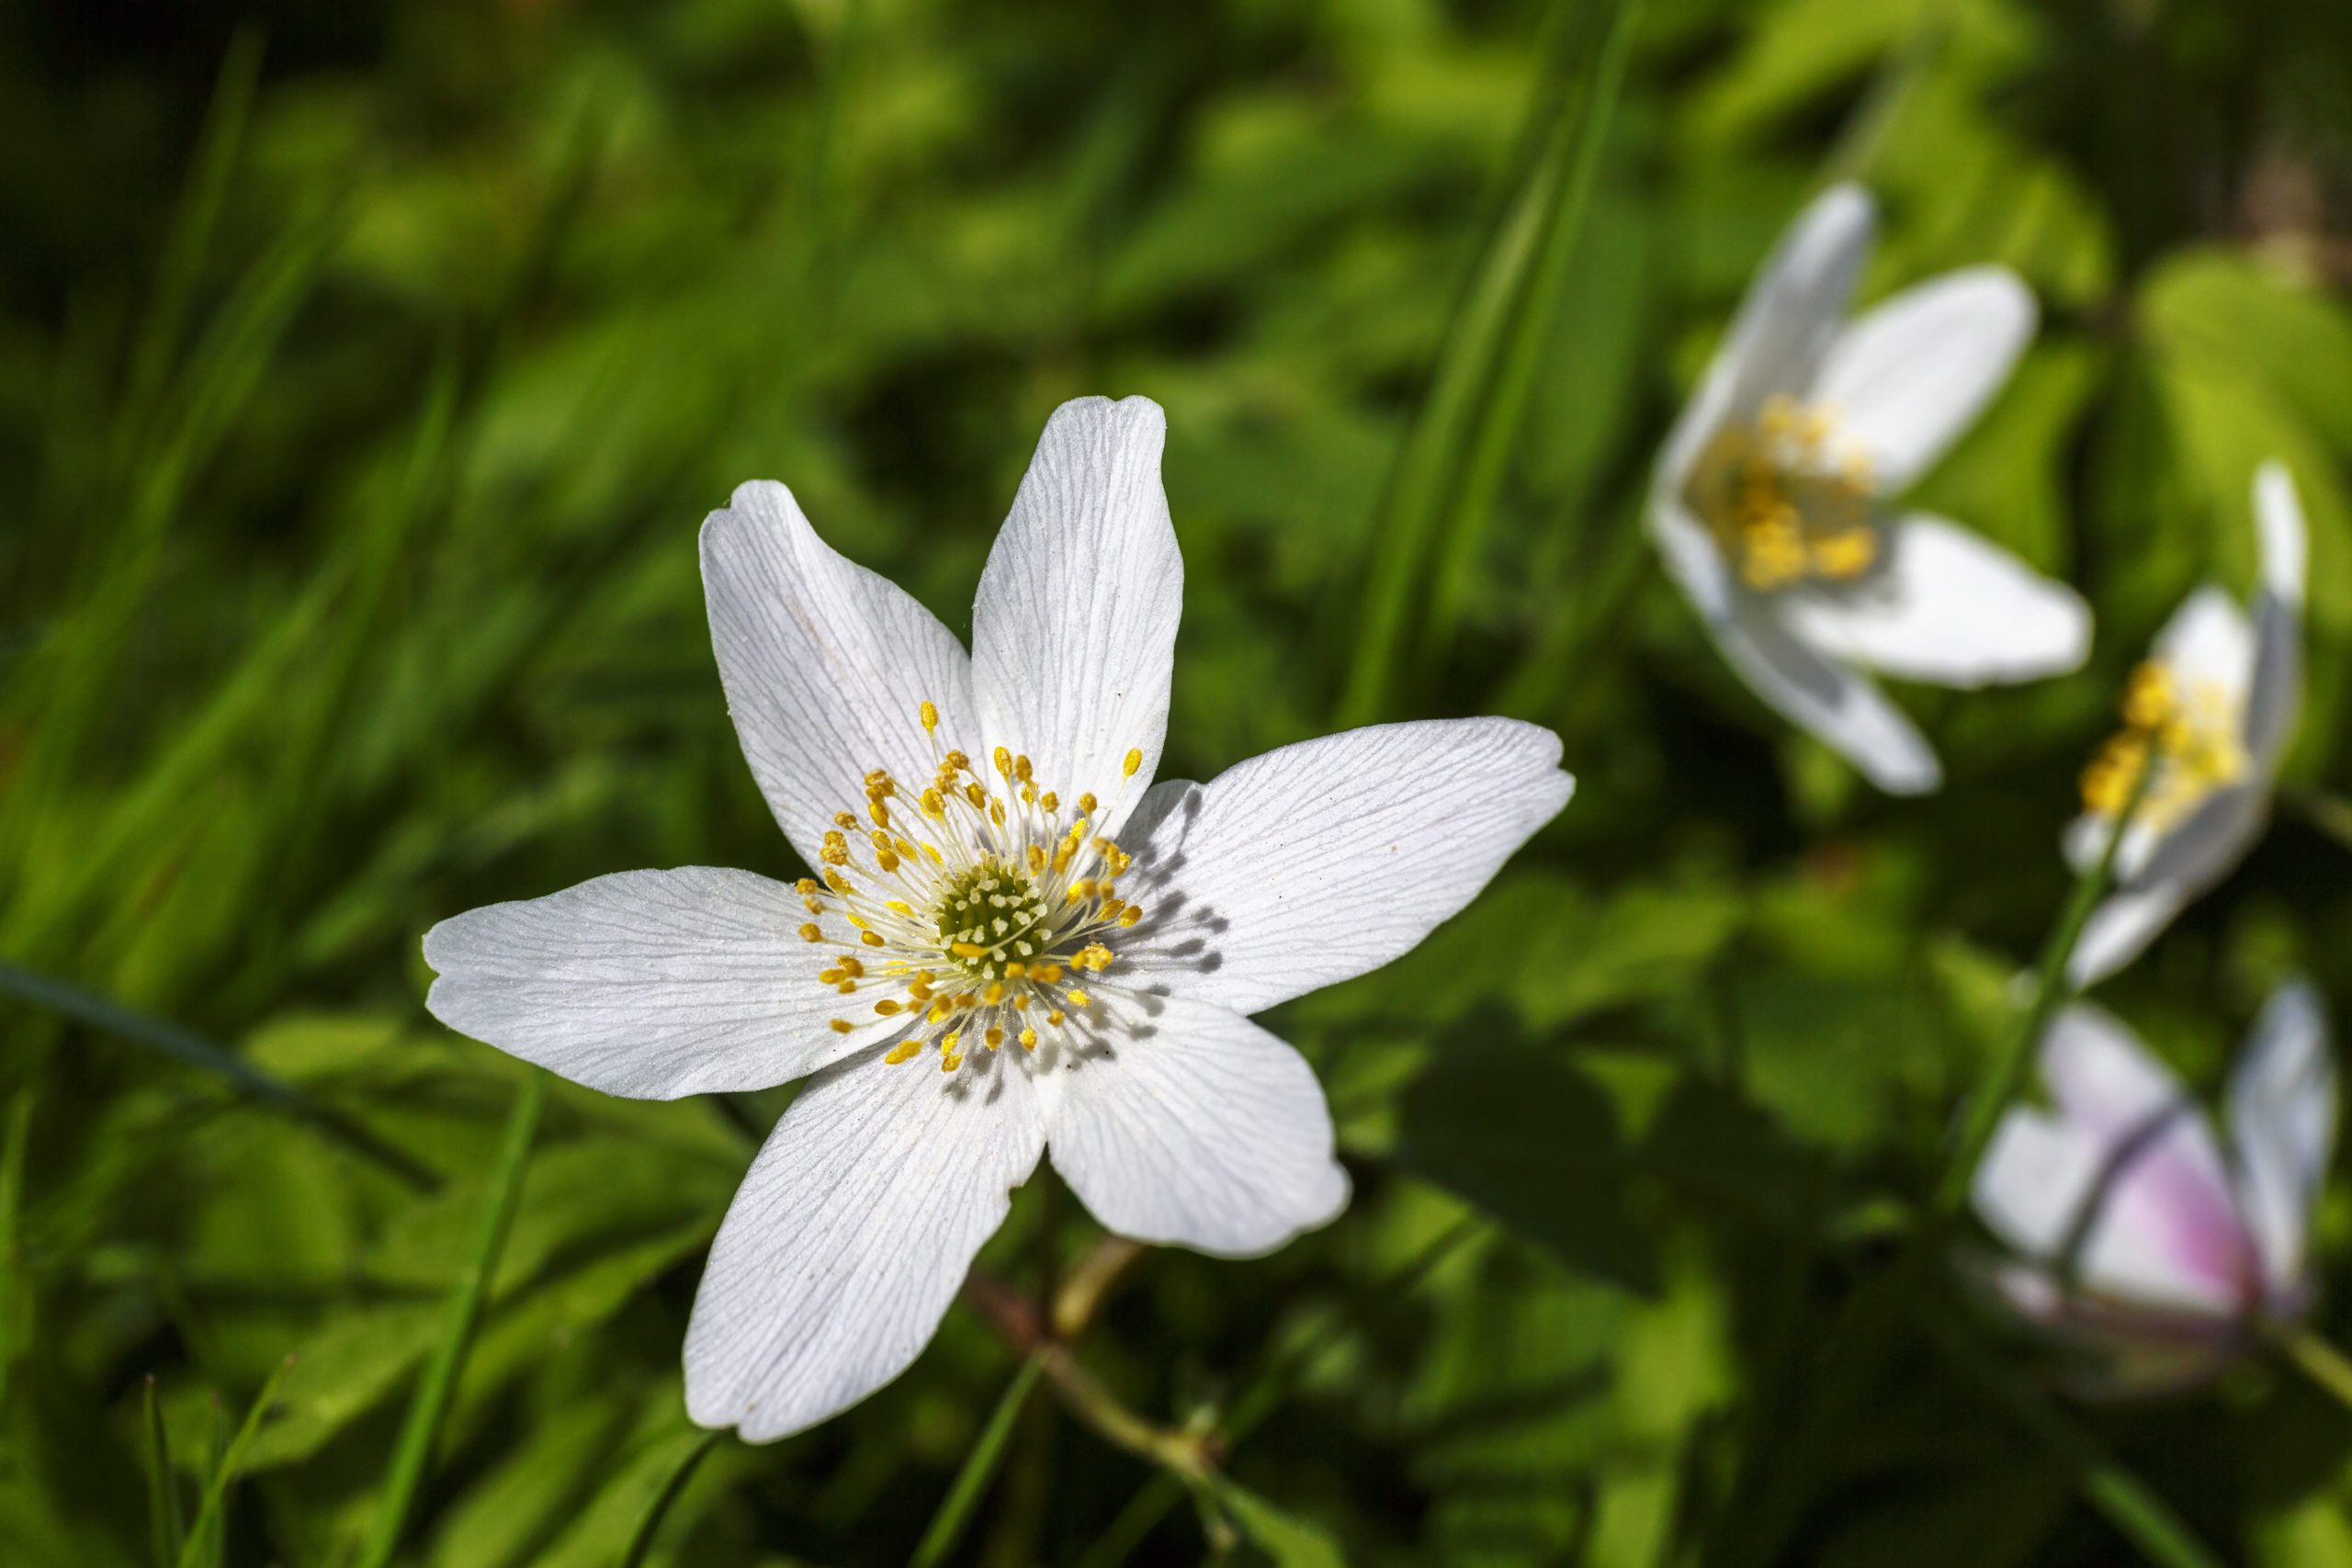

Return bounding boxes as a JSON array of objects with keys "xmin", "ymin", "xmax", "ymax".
[{"xmin": 4, "ymin": 0, "xmax": 2351, "ymax": 1562}]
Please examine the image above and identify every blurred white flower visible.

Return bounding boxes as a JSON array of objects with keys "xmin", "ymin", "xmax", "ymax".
[
  {"xmin": 1972, "ymin": 983, "xmax": 2335, "ymax": 1393},
  {"xmin": 2064, "ymin": 462, "xmax": 2307, "ymax": 987},
  {"xmin": 422, "ymin": 396, "xmax": 1575, "ymax": 1441},
  {"xmin": 1650, "ymin": 183, "xmax": 2090, "ymax": 795}
]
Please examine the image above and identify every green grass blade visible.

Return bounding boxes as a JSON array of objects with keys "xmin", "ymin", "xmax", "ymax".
[
  {"xmin": 174, "ymin": 1355, "xmax": 297, "ymax": 1568},
  {"xmin": 1336, "ymin": 0, "xmax": 1637, "ymax": 726},
  {"xmin": 0, "ymin": 1088, "xmax": 31, "ymax": 1403},
  {"xmin": 354, "ymin": 1071, "xmax": 548, "ymax": 1568},
  {"xmin": 119, "ymin": 27, "xmax": 266, "ymax": 446},
  {"xmin": 1419, "ymin": 0, "xmax": 1645, "ymax": 670},
  {"xmin": 0, "ymin": 960, "xmax": 438, "ymax": 1191},
  {"xmin": 1924, "ymin": 1313, "xmax": 2222, "ymax": 1568},
  {"xmin": 618, "ymin": 1428, "xmax": 726, "ymax": 1568},
  {"xmin": 908, "ymin": 1354, "xmax": 1044, "ymax": 1568},
  {"xmin": 142, "ymin": 1376, "xmax": 185, "ymax": 1568}
]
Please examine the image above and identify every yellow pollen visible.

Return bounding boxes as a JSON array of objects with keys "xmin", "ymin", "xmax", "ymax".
[
  {"xmin": 875, "ymin": 999, "xmax": 901, "ymax": 1016},
  {"xmin": 985, "ymin": 1027, "xmax": 1004, "ymax": 1050},
  {"xmin": 920, "ymin": 700, "xmax": 938, "ymax": 732},
  {"xmin": 1065, "ymin": 989, "xmax": 1091, "ymax": 1008},
  {"xmin": 1019, "ymin": 1027, "xmax": 1037, "ymax": 1050},
  {"xmin": 820, "ymin": 831, "xmax": 849, "ymax": 864},
  {"xmin": 1046, "ymin": 1010, "xmax": 1064, "ymax": 1026},
  {"xmin": 953, "ymin": 942, "xmax": 990, "ymax": 958},
  {"xmin": 886, "ymin": 898, "xmax": 913, "ymax": 915},
  {"xmin": 1078, "ymin": 792, "xmax": 1097, "ymax": 815},
  {"xmin": 994, "ymin": 746, "xmax": 1013, "ymax": 778},
  {"xmin": 797, "ymin": 922, "xmax": 822, "ymax": 942},
  {"xmin": 1122, "ymin": 749, "xmax": 1142, "ymax": 778},
  {"xmin": 885, "ymin": 1039, "xmax": 922, "ymax": 1065},
  {"xmin": 1118, "ymin": 906, "xmax": 1142, "ymax": 928},
  {"xmin": 861, "ymin": 931, "xmax": 885, "ymax": 948},
  {"xmin": 2081, "ymin": 660, "xmax": 2248, "ymax": 827},
  {"xmin": 796, "ymin": 877, "xmax": 818, "ymax": 896},
  {"xmin": 829, "ymin": 1019, "xmax": 855, "ymax": 1034},
  {"xmin": 1039, "ymin": 792, "xmax": 1058, "ymax": 813}
]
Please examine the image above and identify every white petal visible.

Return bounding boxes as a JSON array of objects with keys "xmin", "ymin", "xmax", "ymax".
[
  {"xmin": 2152, "ymin": 586, "xmax": 2255, "ymax": 704},
  {"xmin": 971, "ymin": 398, "xmax": 1182, "ymax": 840},
  {"xmin": 684, "ymin": 1048, "xmax": 1045, "ymax": 1441},
  {"xmin": 1809, "ymin": 268, "xmax": 2037, "ymax": 491},
  {"xmin": 1649, "ymin": 494, "xmax": 1736, "ymax": 623},
  {"xmin": 424, "ymin": 869, "xmax": 894, "ymax": 1098},
  {"xmin": 1110, "ymin": 718, "xmax": 1574, "ymax": 1016},
  {"xmin": 1042, "ymin": 991, "xmax": 1348, "ymax": 1257},
  {"xmin": 2248, "ymin": 461, "xmax": 2306, "ymax": 766},
  {"xmin": 1721, "ymin": 184, "xmax": 1878, "ymax": 428},
  {"xmin": 1657, "ymin": 186, "xmax": 1876, "ymax": 490},
  {"xmin": 1778, "ymin": 513, "xmax": 2089, "ymax": 686},
  {"xmin": 1716, "ymin": 593, "xmax": 1941, "ymax": 794},
  {"xmin": 2132, "ymin": 781, "xmax": 2267, "ymax": 893},
  {"xmin": 2065, "ymin": 882, "xmax": 2190, "ymax": 989},
  {"xmin": 2227, "ymin": 980, "xmax": 2335, "ymax": 1302},
  {"xmin": 2041, "ymin": 1004, "xmax": 2190, "ymax": 1134},
  {"xmin": 702, "ymin": 482, "xmax": 979, "ymax": 868}
]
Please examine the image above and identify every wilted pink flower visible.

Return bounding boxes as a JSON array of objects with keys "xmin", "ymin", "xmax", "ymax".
[{"xmin": 1971, "ymin": 983, "xmax": 2335, "ymax": 1393}]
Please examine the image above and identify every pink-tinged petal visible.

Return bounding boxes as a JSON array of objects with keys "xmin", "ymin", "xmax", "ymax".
[{"xmin": 2227, "ymin": 980, "xmax": 2335, "ymax": 1304}]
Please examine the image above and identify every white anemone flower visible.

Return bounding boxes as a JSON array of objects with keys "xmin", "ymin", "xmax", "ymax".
[
  {"xmin": 1971, "ymin": 983, "xmax": 2335, "ymax": 1393},
  {"xmin": 422, "ymin": 396, "xmax": 1575, "ymax": 1441},
  {"xmin": 1650, "ymin": 183, "xmax": 2091, "ymax": 795},
  {"xmin": 2064, "ymin": 462, "xmax": 2307, "ymax": 987}
]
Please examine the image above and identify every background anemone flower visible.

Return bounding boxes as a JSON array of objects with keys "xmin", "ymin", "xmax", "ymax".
[
  {"xmin": 1970, "ymin": 983, "xmax": 2335, "ymax": 1396},
  {"xmin": 1650, "ymin": 183, "xmax": 2091, "ymax": 795},
  {"xmin": 423, "ymin": 396, "xmax": 1575, "ymax": 1441},
  {"xmin": 2064, "ymin": 463, "xmax": 2307, "ymax": 987}
]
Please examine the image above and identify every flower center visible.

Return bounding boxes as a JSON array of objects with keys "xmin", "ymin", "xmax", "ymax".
[
  {"xmin": 2080, "ymin": 661, "xmax": 2248, "ymax": 829},
  {"xmin": 1688, "ymin": 394, "xmax": 1879, "ymax": 592},
  {"xmin": 792, "ymin": 700, "xmax": 1145, "ymax": 1073}
]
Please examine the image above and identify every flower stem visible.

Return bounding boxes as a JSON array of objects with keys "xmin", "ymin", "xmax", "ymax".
[
  {"xmin": 1052, "ymin": 1235, "xmax": 1147, "ymax": 1340},
  {"xmin": 618, "ymin": 1428, "xmax": 724, "ymax": 1568},
  {"xmin": 1931, "ymin": 757, "xmax": 2154, "ymax": 1219},
  {"xmin": 2276, "ymin": 1324, "xmax": 2352, "ymax": 1415}
]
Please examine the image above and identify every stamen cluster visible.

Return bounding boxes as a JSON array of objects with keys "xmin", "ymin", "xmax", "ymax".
[
  {"xmin": 793, "ymin": 700, "xmax": 1146, "ymax": 1072},
  {"xmin": 2081, "ymin": 661, "xmax": 2248, "ymax": 827},
  {"xmin": 1690, "ymin": 394, "xmax": 1879, "ymax": 591}
]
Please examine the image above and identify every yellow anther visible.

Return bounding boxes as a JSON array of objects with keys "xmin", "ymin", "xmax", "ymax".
[
  {"xmin": 885, "ymin": 1039, "xmax": 922, "ymax": 1065},
  {"xmin": 2123, "ymin": 663, "xmax": 2177, "ymax": 729},
  {"xmin": 869, "ymin": 799, "xmax": 891, "ymax": 829},
  {"xmin": 1005, "ymin": 961, "xmax": 1028, "ymax": 978},
  {"xmin": 944, "ymin": 750, "xmax": 969, "ymax": 773},
  {"xmin": 1012, "ymin": 993, "xmax": 1030, "ymax": 1010},
  {"xmin": 894, "ymin": 837, "xmax": 918, "ymax": 859},
  {"xmin": 943, "ymin": 1030, "xmax": 961, "ymax": 1055},
  {"xmin": 1046, "ymin": 1010, "xmax": 1065, "ymax": 1026},
  {"xmin": 1071, "ymin": 879, "xmax": 1096, "ymax": 900},
  {"xmin": 952, "ymin": 942, "xmax": 991, "ymax": 959},
  {"xmin": 985, "ymin": 1027, "xmax": 1004, "ymax": 1050},
  {"xmin": 843, "ymin": 910, "xmax": 866, "ymax": 930},
  {"xmin": 994, "ymin": 746, "xmax": 1013, "ymax": 778},
  {"xmin": 1118, "ymin": 905, "xmax": 1142, "ymax": 928},
  {"xmin": 876, "ymin": 850, "xmax": 900, "ymax": 873},
  {"xmin": 839, "ymin": 956, "xmax": 865, "ymax": 977},
  {"xmin": 1019, "ymin": 1027, "xmax": 1038, "ymax": 1051},
  {"xmin": 838, "ymin": 981, "xmax": 857, "ymax": 995},
  {"xmin": 861, "ymin": 931, "xmax": 885, "ymax": 948},
  {"xmin": 1022, "ymin": 783, "xmax": 1038, "ymax": 807},
  {"xmin": 1123, "ymin": 748, "xmax": 1142, "ymax": 778},
  {"xmin": 922, "ymin": 841, "xmax": 944, "ymax": 866},
  {"xmin": 922, "ymin": 787, "xmax": 947, "ymax": 818},
  {"xmin": 989, "ymin": 800, "xmax": 1006, "ymax": 829},
  {"xmin": 796, "ymin": 877, "xmax": 819, "ymax": 896},
  {"xmin": 1034, "ymin": 964, "xmax": 1063, "ymax": 984},
  {"xmin": 885, "ymin": 898, "xmax": 913, "ymax": 915},
  {"xmin": 824, "ymin": 870, "xmax": 854, "ymax": 895},
  {"xmin": 1065, "ymin": 989, "xmax": 1091, "ymax": 1009},
  {"xmin": 928, "ymin": 1000, "xmax": 953, "ymax": 1024},
  {"xmin": 1099, "ymin": 898, "xmax": 1124, "ymax": 921},
  {"xmin": 830, "ymin": 1019, "xmax": 856, "ymax": 1034},
  {"xmin": 965, "ymin": 783, "xmax": 987, "ymax": 809},
  {"xmin": 1027, "ymin": 844, "xmax": 1046, "ymax": 874},
  {"xmin": 1811, "ymin": 529, "xmax": 1876, "ymax": 579},
  {"xmin": 820, "ymin": 830, "xmax": 850, "ymax": 865},
  {"xmin": 982, "ymin": 981, "xmax": 1006, "ymax": 1006},
  {"xmin": 1053, "ymin": 843, "xmax": 1075, "ymax": 874},
  {"xmin": 1014, "ymin": 754, "xmax": 1033, "ymax": 783},
  {"xmin": 875, "ymin": 999, "xmax": 902, "ymax": 1016},
  {"xmin": 1078, "ymin": 792, "xmax": 1097, "ymax": 816},
  {"xmin": 797, "ymin": 922, "xmax": 822, "ymax": 942},
  {"xmin": 865, "ymin": 769, "xmax": 897, "ymax": 799},
  {"xmin": 1039, "ymin": 792, "xmax": 1058, "ymax": 813},
  {"xmin": 920, "ymin": 700, "xmax": 938, "ymax": 732},
  {"xmin": 819, "ymin": 967, "xmax": 845, "ymax": 985}
]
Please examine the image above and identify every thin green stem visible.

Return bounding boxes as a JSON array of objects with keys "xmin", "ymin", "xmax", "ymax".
[
  {"xmin": 1924, "ymin": 1312, "xmax": 2222, "ymax": 1568},
  {"xmin": 353, "ymin": 1072, "xmax": 547, "ymax": 1568},
  {"xmin": 1931, "ymin": 758, "xmax": 2154, "ymax": 1218},
  {"xmin": 618, "ymin": 1428, "xmax": 725, "ymax": 1568},
  {"xmin": 908, "ymin": 1356, "xmax": 1046, "ymax": 1568},
  {"xmin": 2275, "ymin": 1323, "xmax": 2352, "ymax": 1415},
  {"xmin": 0, "ymin": 960, "xmax": 437, "ymax": 1191},
  {"xmin": 175, "ymin": 1357, "xmax": 296, "ymax": 1568},
  {"xmin": 142, "ymin": 1377, "xmax": 185, "ymax": 1568}
]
